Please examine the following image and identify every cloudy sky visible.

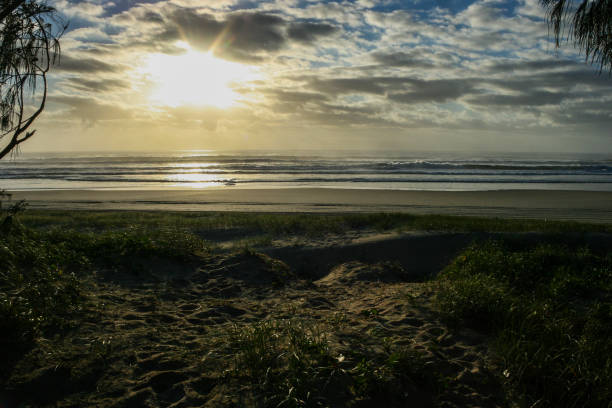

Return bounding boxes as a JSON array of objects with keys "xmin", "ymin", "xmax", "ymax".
[{"xmin": 24, "ymin": 0, "xmax": 612, "ymax": 153}]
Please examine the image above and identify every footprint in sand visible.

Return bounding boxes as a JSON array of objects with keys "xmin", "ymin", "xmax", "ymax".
[
  {"xmin": 192, "ymin": 305, "xmax": 246, "ymax": 319},
  {"xmin": 136, "ymin": 354, "xmax": 187, "ymax": 373},
  {"xmin": 131, "ymin": 371, "xmax": 190, "ymax": 405}
]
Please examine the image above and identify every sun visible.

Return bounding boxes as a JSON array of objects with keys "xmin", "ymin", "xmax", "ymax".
[{"xmin": 142, "ymin": 45, "xmax": 257, "ymax": 109}]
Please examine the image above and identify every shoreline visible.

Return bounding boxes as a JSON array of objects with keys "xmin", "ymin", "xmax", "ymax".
[{"xmin": 7, "ymin": 188, "xmax": 612, "ymax": 223}]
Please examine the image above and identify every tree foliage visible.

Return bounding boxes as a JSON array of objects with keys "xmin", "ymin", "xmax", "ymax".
[
  {"xmin": 541, "ymin": 0, "xmax": 612, "ymax": 72},
  {"xmin": 0, "ymin": 0, "xmax": 64, "ymax": 159}
]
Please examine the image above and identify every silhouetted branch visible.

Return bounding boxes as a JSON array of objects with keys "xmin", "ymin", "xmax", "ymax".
[{"xmin": 0, "ymin": 0, "xmax": 63, "ymax": 159}]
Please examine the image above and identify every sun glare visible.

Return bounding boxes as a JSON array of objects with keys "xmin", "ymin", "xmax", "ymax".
[{"xmin": 142, "ymin": 46, "xmax": 257, "ymax": 109}]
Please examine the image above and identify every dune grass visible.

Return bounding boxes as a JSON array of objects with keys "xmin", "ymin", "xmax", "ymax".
[
  {"xmin": 19, "ymin": 210, "xmax": 612, "ymax": 236},
  {"xmin": 436, "ymin": 241, "xmax": 612, "ymax": 407},
  {"xmin": 0, "ymin": 213, "xmax": 210, "ymax": 374},
  {"xmin": 227, "ymin": 319, "xmax": 436, "ymax": 407},
  {"xmin": 0, "ymin": 226, "xmax": 83, "ymax": 375},
  {"xmin": 2, "ymin": 208, "xmax": 612, "ymax": 406}
]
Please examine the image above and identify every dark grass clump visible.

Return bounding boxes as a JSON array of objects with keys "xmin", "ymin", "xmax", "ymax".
[
  {"xmin": 228, "ymin": 319, "xmax": 435, "ymax": 407},
  {"xmin": 0, "ymin": 207, "xmax": 210, "ymax": 379},
  {"xmin": 0, "ymin": 211, "xmax": 210, "ymax": 357},
  {"xmin": 436, "ymin": 241, "xmax": 612, "ymax": 407},
  {"xmin": 41, "ymin": 227, "xmax": 210, "ymax": 270},
  {"xmin": 0, "ymin": 226, "xmax": 84, "ymax": 374}
]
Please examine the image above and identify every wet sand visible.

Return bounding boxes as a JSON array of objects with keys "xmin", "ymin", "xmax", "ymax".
[{"xmin": 7, "ymin": 188, "xmax": 612, "ymax": 222}]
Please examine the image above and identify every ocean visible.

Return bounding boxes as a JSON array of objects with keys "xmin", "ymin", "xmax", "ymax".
[{"xmin": 1, "ymin": 151, "xmax": 611, "ymax": 192}]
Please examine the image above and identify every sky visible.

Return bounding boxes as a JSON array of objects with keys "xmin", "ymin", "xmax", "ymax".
[{"xmin": 19, "ymin": 0, "xmax": 612, "ymax": 154}]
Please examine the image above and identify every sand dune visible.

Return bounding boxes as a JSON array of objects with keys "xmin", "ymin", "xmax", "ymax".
[{"xmin": 6, "ymin": 231, "xmax": 511, "ymax": 407}]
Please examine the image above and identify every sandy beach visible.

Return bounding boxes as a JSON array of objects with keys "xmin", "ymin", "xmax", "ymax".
[{"xmin": 8, "ymin": 188, "xmax": 612, "ymax": 223}]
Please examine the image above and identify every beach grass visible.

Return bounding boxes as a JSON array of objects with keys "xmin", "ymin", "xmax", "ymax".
[
  {"xmin": 225, "ymin": 318, "xmax": 436, "ymax": 407},
  {"xmin": 0, "ymin": 225, "xmax": 83, "ymax": 375},
  {"xmin": 436, "ymin": 241, "xmax": 612, "ymax": 407},
  {"xmin": 1, "ymin": 208, "xmax": 611, "ymax": 407},
  {"xmin": 19, "ymin": 209, "xmax": 612, "ymax": 236},
  {"xmin": 0, "ymin": 213, "xmax": 210, "ymax": 375}
]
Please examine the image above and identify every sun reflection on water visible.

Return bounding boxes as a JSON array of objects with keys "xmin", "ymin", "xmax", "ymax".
[{"xmin": 166, "ymin": 173, "xmax": 227, "ymax": 188}]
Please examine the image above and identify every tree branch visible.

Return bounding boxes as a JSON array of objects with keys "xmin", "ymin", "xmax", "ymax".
[
  {"xmin": 0, "ymin": 0, "xmax": 25, "ymax": 23},
  {"xmin": 0, "ymin": 71, "xmax": 46, "ymax": 160}
]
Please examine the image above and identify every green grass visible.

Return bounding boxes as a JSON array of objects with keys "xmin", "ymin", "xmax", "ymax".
[
  {"xmin": 41, "ymin": 227, "xmax": 210, "ymax": 268},
  {"xmin": 0, "ymin": 214, "xmax": 210, "ymax": 371},
  {"xmin": 19, "ymin": 210, "xmax": 612, "ymax": 237},
  {"xmin": 4, "ymin": 208, "xmax": 612, "ymax": 406},
  {"xmin": 0, "ymin": 226, "xmax": 83, "ymax": 372},
  {"xmin": 436, "ymin": 241, "xmax": 612, "ymax": 407},
  {"xmin": 227, "ymin": 319, "xmax": 436, "ymax": 407}
]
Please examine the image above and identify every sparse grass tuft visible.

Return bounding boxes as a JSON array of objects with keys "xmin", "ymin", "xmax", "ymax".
[
  {"xmin": 229, "ymin": 319, "xmax": 347, "ymax": 407},
  {"xmin": 228, "ymin": 319, "xmax": 436, "ymax": 407},
  {"xmin": 437, "ymin": 241, "xmax": 612, "ymax": 407}
]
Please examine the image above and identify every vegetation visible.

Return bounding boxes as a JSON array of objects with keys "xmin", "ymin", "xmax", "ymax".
[
  {"xmin": 227, "ymin": 319, "xmax": 435, "ymax": 407},
  {"xmin": 541, "ymin": 0, "xmax": 612, "ymax": 72},
  {"xmin": 0, "ymin": 207, "xmax": 209, "ymax": 377},
  {"xmin": 0, "ymin": 217, "xmax": 82, "ymax": 374},
  {"xmin": 2, "ymin": 209, "xmax": 611, "ymax": 406},
  {"xmin": 437, "ymin": 240, "xmax": 612, "ymax": 407},
  {"xmin": 18, "ymin": 209, "xmax": 612, "ymax": 236},
  {"xmin": 0, "ymin": 0, "xmax": 64, "ymax": 159}
]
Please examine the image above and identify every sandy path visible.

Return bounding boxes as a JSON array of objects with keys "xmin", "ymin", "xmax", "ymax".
[{"xmin": 9, "ymin": 188, "xmax": 612, "ymax": 222}]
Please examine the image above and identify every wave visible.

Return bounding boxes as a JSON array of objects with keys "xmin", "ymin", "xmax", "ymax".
[
  {"xmin": 3, "ymin": 154, "xmax": 611, "ymax": 167},
  {"xmin": 2, "ymin": 153, "xmax": 611, "ymax": 190},
  {"xmin": 2, "ymin": 176, "xmax": 610, "ymax": 184},
  {"xmin": 1, "ymin": 162, "xmax": 611, "ymax": 176}
]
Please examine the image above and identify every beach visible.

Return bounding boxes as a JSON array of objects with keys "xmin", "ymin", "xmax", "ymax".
[
  {"xmin": 2, "ymin": 206, "xmax": 612, "ymax": 407},
  {"xmin": 2, "ymin": 0, "xmax": 612, "ymax": 403},
  {"xmin": 3, "ymin": 183, "xmax": 612, "ymax": 407},
  {"xmin": 8, "ymin": 188, "xmax": 612, "ymax": 223}
]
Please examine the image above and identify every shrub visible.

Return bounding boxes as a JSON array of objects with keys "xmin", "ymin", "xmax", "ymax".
[
  {"xmin": 437, "ymin": 241, "xmax": 612, "ymax": 407},
  {"xmin": 0, "ymin": 229, "xmax": 83, "ymax": 368}
]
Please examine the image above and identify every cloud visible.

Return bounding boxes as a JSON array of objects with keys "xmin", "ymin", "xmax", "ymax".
[
  {"xmin": 466, "ymin": 90, "xmax": 566, "ymax": 106},
  {"xmin": 388, "ymin": 79, "xmax": 478, "ymax": 104},
  {"xmin": 141, "ymin": 9, "xmax": 286, "ymax": 61},
  {"xmin": 49, "ymin": 95, "xmax": 133, "ymax": 125},
  {"xmin": 309, "ymin": 77, "xmax": 391, "ymax": 95},
  {"xmin": 287, "ymin": 22, "xmax": 338, "ymax": 43},
  {"xmin": 306, "ymin": 76, "xmax": 478, "ymax": 105},
  {"xmin": 262, "ymin": 89, "xmax": 331, "ymax": 105},
  {"xmin": 147, "ymin": 8, "xmax": 340, "ymax": 62},
  {"xmin": 65, "ymin": 78, "xmax": 131, "ymax": 93},
  {"xmin": 35, "ymin": 0, "xmax": 612, "ymax": 151},
  {"xmin": 487, "ymin": 59, "xmax": 579, "ymax": 73},
  {"xmin": 370, "ymin": 51, "xmax": 436, "ymax": 68},
  {"xmin": 54, "ymin": 55, "xmax": 119, "ymax": 73}
]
